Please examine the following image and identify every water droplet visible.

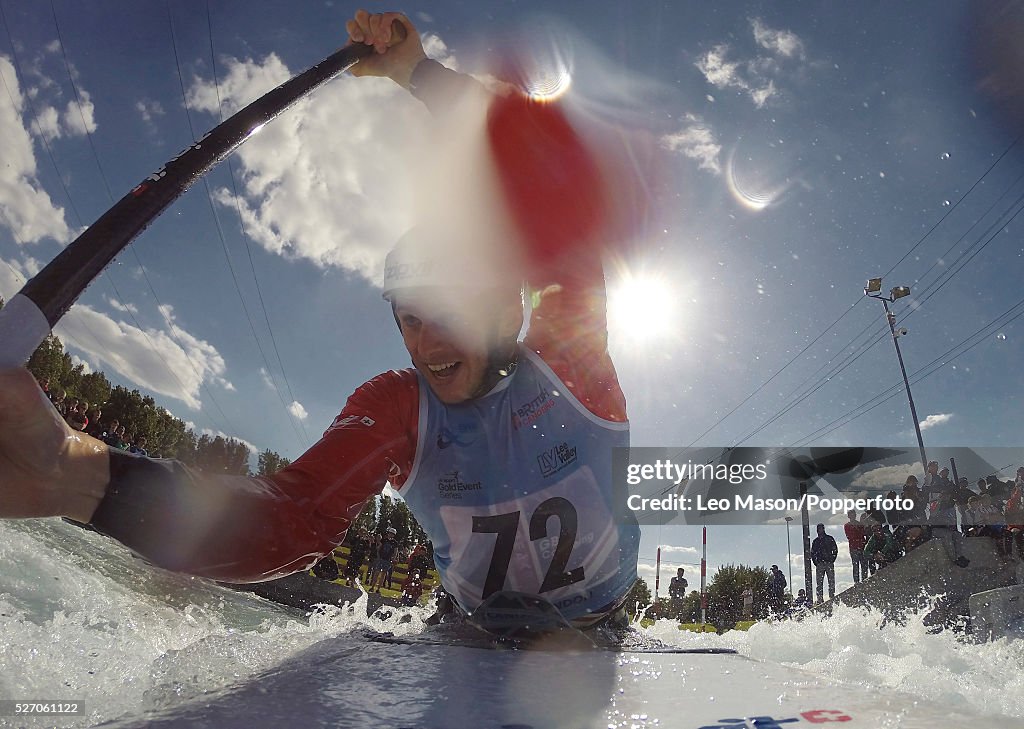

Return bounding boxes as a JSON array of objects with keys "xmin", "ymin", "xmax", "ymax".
[
  {"xmin": 879, "ymin": 171, "xmax": 886, "ymax": 178},
  {"xmin": 940, "ymin": 152, "xmax": 950, "ymax": 160},
  {"xmin": 996, "ymin": 333, "xmax": 1007, "ymax": 341},
  {"xmin": 942, "ymin": 200, "xmax": 951, "ymax": 207}
]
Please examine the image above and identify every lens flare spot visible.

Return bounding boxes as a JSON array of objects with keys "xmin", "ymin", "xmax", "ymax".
[{"xmin": 608, "ymin": 272, "xmax": 679, "ymax": 344}]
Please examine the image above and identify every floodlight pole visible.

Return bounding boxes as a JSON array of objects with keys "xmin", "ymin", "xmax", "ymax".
[
  {"xmin": 865, "ymin": 286, "xmax": 928, "ymax": 472},
  {"xmin": 784, "ymin": 516, "xmax": 794, "ymax": 591}
]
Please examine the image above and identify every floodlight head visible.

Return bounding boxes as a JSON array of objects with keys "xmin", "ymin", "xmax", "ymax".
[
  {"xmin": 865, "ymin": 278, "xmax": 883, "ymax": 294},
  {"xmin": 891, "ymin": 286, "xmax": 911, "ymax": 300}
]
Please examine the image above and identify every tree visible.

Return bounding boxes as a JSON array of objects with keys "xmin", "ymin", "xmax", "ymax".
[
  {"xmin": 195, "ymin": 434, "xmax": 250, "ymax": 475},
  {"xmin": 77, "ymin": 371, "xmax": 112, "ymax": 409},
  {"xmin": 705, "ymin": 564, "xmax": 771, "ymax": 630},
  {"xmin": 26, "ymin": 333, "xmax": 74, "ymax": 389},
  {"xmin": 257, "ymin": 449, "xmax": 291, "ymax": 476},
  {"xmin": 623, "ymin": 578, "xmax": 652, "ymax": 616}
]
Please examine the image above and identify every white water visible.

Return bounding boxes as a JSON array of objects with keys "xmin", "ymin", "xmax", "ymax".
[{"xmin": 2, "ymin": 519, "xmax": 1022, "ymax": 728}]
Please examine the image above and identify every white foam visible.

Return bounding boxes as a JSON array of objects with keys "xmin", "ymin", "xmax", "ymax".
[
  {"xmin": 0, "ymin": 519, "xmax": 420, "ymax": 728},
  {"xmin": 640, "ymin": 603, "xmax": 1024, "ymax": 722}
]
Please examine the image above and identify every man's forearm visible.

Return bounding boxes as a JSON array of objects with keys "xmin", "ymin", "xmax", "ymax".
[{"xmin": 87, "ymin": 454, "xmax": 346, "ymax": 582}]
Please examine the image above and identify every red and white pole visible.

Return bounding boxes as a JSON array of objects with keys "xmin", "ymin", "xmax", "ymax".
[
  {"xmin": 655, "ymin": 547, "xmax": 661, "ymax": 601},
  {"xmin": 700, "ymin": 526, "xmax": 708, "ymax": 628}
]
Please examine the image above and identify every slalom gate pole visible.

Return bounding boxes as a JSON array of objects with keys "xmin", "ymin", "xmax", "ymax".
[
  {"xmin": 655, "ymin": 547, "xmax": 661, "ymax": 601},
  {"xmin": 0, "ymin": 41, "xmax": 374, "ymax": 367},
  {"xmin": 700, "ymin": 526, "xmax": 707, "ymax": 630}
]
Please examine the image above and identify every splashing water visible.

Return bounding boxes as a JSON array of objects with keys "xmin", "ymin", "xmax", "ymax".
[
  {"xmin": 2, "ymin": 519, "xmax": 1023, "ymax": 726},
  {"xmin": 0, "ymin": 519, "xmax": 425, "ymax": 728},
  {"xmin": 642, "ymin": 602, "xmax": 1024, "ymax": 722}
]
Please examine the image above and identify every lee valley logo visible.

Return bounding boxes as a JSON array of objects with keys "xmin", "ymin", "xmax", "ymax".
[
  {"xmin": 436, "ymin": 470, "xmax": 482, "ymax": 499},
  {"xmin": 538, "ymin": 442, "xmax": 577, "ymax": 477}
]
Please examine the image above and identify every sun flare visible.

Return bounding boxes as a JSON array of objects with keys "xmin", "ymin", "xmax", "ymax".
[{"xmin": 607, "ymin": 272, "xmax": 679, "ymax": 345}]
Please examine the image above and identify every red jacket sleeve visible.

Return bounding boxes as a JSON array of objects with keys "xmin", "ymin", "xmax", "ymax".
[{"xmin": 90, "ymin": 371, "xmax": 420, "ymax": 583}]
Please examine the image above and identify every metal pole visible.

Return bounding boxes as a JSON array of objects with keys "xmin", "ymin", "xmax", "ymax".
[
  {"xmin": 801, "ymin": 482, "xmax": 813, "ymax": 602},
  {"xmin": 881, "ymin": 298, "xmax": 928, "ymax": 472},
  {"xmin": 785, "ymin": 516, "xmax": 794, "ymax": 592},
  {"xmin": 700, "ymin": 526, "xmax": 707, "ymax": 629},
  {"xmin": 655, "ymin": 547, "xmax": 661, "ymax": 602}
]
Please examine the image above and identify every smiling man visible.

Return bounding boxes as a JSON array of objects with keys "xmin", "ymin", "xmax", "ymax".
[{"xmin": 0, "ymin": 10, "xmax": 640, "ymax": 630}]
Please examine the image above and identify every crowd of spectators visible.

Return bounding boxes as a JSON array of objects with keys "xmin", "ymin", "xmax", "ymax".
[
  {"xmin": 842, "ymin": 461, "xmax": 1024, "ymax": 588},
  {"xmin": 38, "ymin": 377, "xmax": 152, "ymax": 456},
  {"xmin": 335, "ymin": 527, "xmax": 436, "ymax": 606}
]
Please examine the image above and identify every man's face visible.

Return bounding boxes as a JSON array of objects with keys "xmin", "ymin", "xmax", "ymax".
[{"xmin": 394, "ymin": 291, "xmax": 520, "ymax": 405}]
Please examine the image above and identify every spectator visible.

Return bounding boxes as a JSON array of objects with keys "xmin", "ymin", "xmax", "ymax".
[
  {"xmin": 953, "ymin": 477, "xmax": 976, "ymax": 507},
  {"xmin": 343, "ymin": 529, "xmax": 370, "ymax": 587},
  {"xmin": 311, "ymin": 553, "xmax": 340, "ymax": 581},
  {"xmin": 811, "ymin": 523, "xmax": 838, "ymax": 603},
  {"xmin": 668, "ymin": 568, "xmax": 688, "ymax": 620},
  {"xmin": 766, "ymin": 565, "xmax": 787, "ymax": 614},
  {"xmin": 50, "ymin": 389, "xmax": 67, "ymax": 416},
  {"xmin": 987, "ymin": 475, "xmax": 1009, "ymax": 510},
  {"xmin": 894, "ymin": 476, "xmax": 928, "ymax": 553},
  {"xmin": 408, "ymin": 543, "xmax": 431, "ymax": 576},
  {"xmin": 930, "ymin": 491, "xmax": 970, "ymax": 568},
  {"xmin": 85, "ymin": 409, "xmax": 104, "ymax": 438},
  {"xmin": 401, "ymin": 571, "xmax": 426, "ymax": 606},
  {"xmin": 864, "ymin": 523, "xmax": 903, "ymax": 568},
  {"xmin": 65, "ymin": 402, "xmax": 89, "ymax": 431},
  {"xmin": 368, "ymin": 527, "xmax": 399, "ymax": 593},
  {"xmin": 792, "ymin": 588, "xmax": 812, "ymax": 610},
  {"xmin": 922, "ymin": 461, "xmax": 943, "ymax": 510},
  {"xmin": 741, "ymin": 584, "xmax": 754, "ymax": 619},
  {"xmin": 844, "ymin": 509, "xmax": 868, "ymax": 584},
  {"xmin": 1006, "ymin": 478, "xmax": 1024, "ymax": 559}
]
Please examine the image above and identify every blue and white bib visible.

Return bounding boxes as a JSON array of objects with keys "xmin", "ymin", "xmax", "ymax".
[{"xmin": 400, "ymin": 347, "xmax": 640, "ymax": 621}]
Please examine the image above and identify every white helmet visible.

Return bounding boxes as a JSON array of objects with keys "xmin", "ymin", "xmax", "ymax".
[{"xmin": 381, "ymin": 227, "xmax": 523, "ymax": 303}]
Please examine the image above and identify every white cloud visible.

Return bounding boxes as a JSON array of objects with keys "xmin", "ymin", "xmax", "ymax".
[
  {"xmin": 850, "ymin": 463, "xmax": 920, "ymax": 490},
  {"xmin": 0, "ymin": 255, "xmax": 30, "ymax": 298},
  {"xmin": 184, "ymin": 39, "xmax": 473, "ymax": 282},
  {"xmin": 696, "ymin": 45, "xmax": 777, "ymax": 109},
  {"xmin": 54, "ymin": 303, "xmax": 229, "ymax": 410},
  {"xmin": 919, "ymin": 413, "xmax": 953, "ymax": 431},
  {"xmin": 62, "ymin": 91, "xmax": 97, "ymax": 137},
  {"xmin": 135, "ymin": 98, "xmax": 164, "ymax": 124},
  {"xmin": 35, "ymin": 104, "xmax": 61, "ymax": 141},
  {"xmin": 751, "ymin": 19, "xmax": 805, "ymax": 59},
  {"xmin": 288, "ymin": 400, "xmax": 308, "ymax": 421},
  {"xmin": 695, "ymin": 21, "xmax": 806, "ymax": 109},
  {"xmin": 658, "ymin": 544, "xmax": 700, "ymax": 558},
  {"xmin": 107, "ymin": 297, "xmax": 138, "ymax": 315},
  {"xmin": 258, "ymin": 366, "xmax": 276, "ymax": 390},
  {"xmin": 0, "ymin": 55, "xmax": 73, "ymax": 245},
  {"xmin": 661, "ymin": 114, "xmax": 722, "ymax": 174},
  {"xmin": 69, "ymin": 353, "xmax": 92, "ymax": 374}
]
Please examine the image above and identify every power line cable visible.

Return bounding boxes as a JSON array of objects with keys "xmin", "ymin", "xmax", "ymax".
[
  {"xmin": 48, "ymin": 0, "xmax": 237, "ymax": 434},
  {"xmin": 165, "ymin": 1, "xmax": 310, "ymax": 446}
]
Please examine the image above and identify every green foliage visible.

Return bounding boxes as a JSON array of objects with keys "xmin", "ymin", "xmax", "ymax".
[
  {"xmin": 27, "ymin": 334, "xmax": 75, "ymax": 390},
  {"xmin": 624, "ymin": 577, "xmax": 652, "ymax": 615},
  {"xmin": 706, "ymin": 563, "xmax": 771, "ymax": 630},
  {"xmin": 679, "ymin": 623, "xmax": 718, "ymax": 633},
  {"xmin": 16, "ymin": 327, "xmax": 293, "ymax": 471},
  {"xmin": 77, "ymin": 372, "xmax": 112, "ymax": 409},
  {"xmin": 257, "ymin": 449, "xmax": 291, "ymax": 476},
  {"xmin": 194, "ymin": 434, "xmax": 251, "ymax": 475}
]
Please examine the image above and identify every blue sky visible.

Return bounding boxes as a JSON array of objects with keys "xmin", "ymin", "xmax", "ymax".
[{"xmin": 2, "ymin": 1, "xmax": 1022, "ymax": 595}]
